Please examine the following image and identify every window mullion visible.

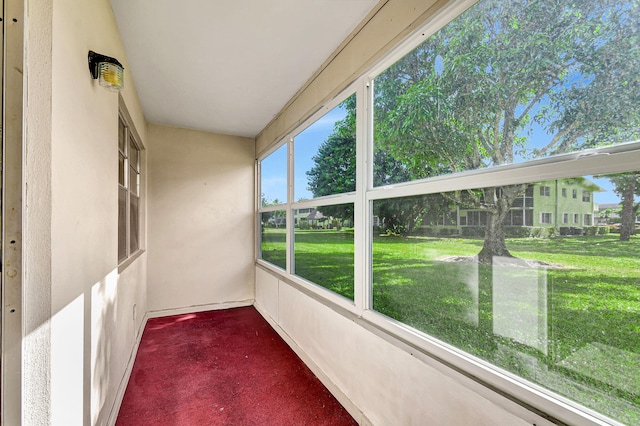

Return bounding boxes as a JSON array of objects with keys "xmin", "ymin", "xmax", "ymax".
[
  {"xmin": 124, "ymin": 125, "xmax": 131, "ymax": 259},
  {"xmin": 354, "ymin": 77, "xmax": 372, "ymax": 313},
  {"xmin": 287, "ymin": 137, "xmax": 294, "ymax": 275}
]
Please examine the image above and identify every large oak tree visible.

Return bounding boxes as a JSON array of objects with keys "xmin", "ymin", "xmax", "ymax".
[{"xmin": 374, "ymin": 0, "xmax": 640, "ymax": 263}]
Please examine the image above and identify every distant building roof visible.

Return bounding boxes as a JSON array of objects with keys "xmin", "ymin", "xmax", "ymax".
[{"xmin": 306, "ymin": 209, "xmax": 326, "ymax": 220}]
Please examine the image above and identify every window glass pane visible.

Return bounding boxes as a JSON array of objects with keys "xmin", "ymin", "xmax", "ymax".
[
  {"xmin": 373, "ymin": 0, "xmax": 640, "ymax": 186},
  {"xmin": 118, "ymin": 117, "xmax": 126, "ymax": 152},
  {"xmin": 119, "ymin": 154, "xmax": 126, "ymax": 186},
  {"xmin": 294, "ymin": 94, "xmax": 356, "ymax": 201},
  {"xmin": 129, "ymin": 195, "xmax": 139, "ymax": 254},
  {"xmin": 372, "ymin": 172, "xmax": 640, "ymax": 423},
  {"xmin": 129, "ymin": 167, "xmax": 139, "ymax": 196},
  {"xmin": 260, "ymin": 145, "xmax": 287, "ymax": 207},
  {"xmin": 118, "ymin": 186, "xmax": 127, "ymax": 262},
  {"xmin": 129, "ymin": 139, "xmax": 139, "ymax": 171},
  {"xmin": 260, "ymin": 211, "xmax": 286, "ymax": 269},
  {"xmin": 294, "ymin": 203, "xmax": 354, "ymax": 300}
]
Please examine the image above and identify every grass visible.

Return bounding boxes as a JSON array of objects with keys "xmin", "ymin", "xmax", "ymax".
[{"xmin": 261, "ymin": 228, "xmax": 640, "ymax": 423}]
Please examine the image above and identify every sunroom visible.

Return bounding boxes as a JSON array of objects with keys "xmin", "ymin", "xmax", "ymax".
[{"xmin": 8, "ymin": 0, "xmax": 640, "ymax": 424}]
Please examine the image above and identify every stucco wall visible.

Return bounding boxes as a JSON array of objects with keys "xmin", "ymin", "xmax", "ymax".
[
  {"xmin": 146, "ymin": 124, "xmax": 255, "ymax": 314},
  {"xmin": 24, "ymin": 0, "xmax": 149, "ymax": 424}
]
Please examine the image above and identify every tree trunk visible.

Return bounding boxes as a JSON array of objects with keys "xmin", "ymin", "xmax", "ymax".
[
  {"xmin": 478, "ymin": 212, "xmax": 513, "ymax": 264},
  {"xmin": 619, "ymin": 174, "xmax": 637, "ymax": 241},
  {"xmin": 477, "ymin": 191, "xmax": 514, "ymax": 264}
]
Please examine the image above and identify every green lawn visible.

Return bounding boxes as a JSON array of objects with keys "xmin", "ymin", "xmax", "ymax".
[{"xmin": 261, "ymin": 228, "xmax": 640, "ymax": 423}]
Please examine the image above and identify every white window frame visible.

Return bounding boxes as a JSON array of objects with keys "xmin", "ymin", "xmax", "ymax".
[
  {"xmin": 118, "ymin": 98, "xmax": 145, "ymax": 269},
  {"xmin": 257, "ymin": 84, "xmax": 361, "ymax": 312}
]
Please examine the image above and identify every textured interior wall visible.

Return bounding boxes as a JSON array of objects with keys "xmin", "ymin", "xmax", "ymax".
[
  {"xmin": 147, "ymin": 124, "xmax": 255, "ymax": 314},
  {"xmin": 22, "ymin": 0, "xmax": 150, "ymax": 424},
  {"xmin": 22, "ymin": 0, "xmax": 53, "ymax": 424}
]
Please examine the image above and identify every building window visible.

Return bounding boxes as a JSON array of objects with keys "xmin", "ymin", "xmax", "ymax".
[
  {"xmin": 256, "ymin": 0, "xmax": 640, "ymax": 422},
  {"xmin": 118, "ymin": 111, "xmax": 143, "ymax": 264},
  {"xmin": 584, "ymin": 214, "xmax": 592, "ymax": 226},
  {"xmin": 540, "ymin": 212, "xmax": 552, "ymax": 224},
  {"xmin": 561, "ymin": 188, "xmax": 567, "ymax": 198},
  {"xmin": 258, "ymin": 92, "xmax": 357, "ymax": 301},
  {"xmin": 582, "ymin": 191, "xmax": 591, "ymax": 202}
]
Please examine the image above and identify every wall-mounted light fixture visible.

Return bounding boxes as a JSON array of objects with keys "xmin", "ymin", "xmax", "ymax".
[{"xmin": 88, "ymin": 50, "xmax": 124, "ymax": 92}]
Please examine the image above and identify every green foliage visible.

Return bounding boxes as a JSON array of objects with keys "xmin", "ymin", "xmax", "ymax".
[
  {"xmin": 298, "ymin": 221, "xmax": 310, "ymax": 230},
  {"xmin": 372, "ymin": 0, "xmax": 640, "ymax": 258},
  {"xmin": 604, "ymin": 172, "xmax": 640, "ymax": 241},
  {"xmin": 580, "ymin": 226, "xmax": 611, "ymax": 236}
]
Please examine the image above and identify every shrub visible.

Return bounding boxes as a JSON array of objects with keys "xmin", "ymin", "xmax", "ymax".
[
  {"xmin": 461, "ymin": 226, "xmax": 485, "ymax": 237},
  {"xmin": 299, "ymin": 221, "xmax": 310, "ymax": 230},
  {"xmin": 505, "ymin": 226, "xmax": 532, "ymax": 238},
  {"xmin": 583, "ymin": 226, "xmax": 598, "ymax": 236}
]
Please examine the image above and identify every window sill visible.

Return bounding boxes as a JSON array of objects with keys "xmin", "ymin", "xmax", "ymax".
[{"xmin": 118, "ymin": 249, "xmax": 145, "ymax": 273}]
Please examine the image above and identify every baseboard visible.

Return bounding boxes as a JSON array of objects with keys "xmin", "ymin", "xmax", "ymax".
[
  {"xmin": 106, "ymin": 311, "xmax": 150, "ymax": 426},
  {"xmin": 147, "ymin": 299, "xmax": 254, "ymax": 318},
  {"xmin": 254, "ymin": 303, "xmax": 372, "ymax": 426}
]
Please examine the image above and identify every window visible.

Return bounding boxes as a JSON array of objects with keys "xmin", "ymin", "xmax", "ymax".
[
  {"xmin": 584, "ymin": 214, "xmax": 592, "ymax": 226},
  {"xmin": 256, "ymin": 0, "xmax": 640, "ymax": 422},
  {"xmin": 258, "ymin": 92, "xmax": 357, "ymax": 300},
  {"xmin": 118, "ymin": 111, "xmax": 143, "ymax": 264},
  {"xmin": 582, "ymin": 191, "xmax": 591, "ymax": 202},
  {"xmin": 294, "ymin": 95, "xmax": 356, "ymax": 201},
  {"xmin": 294, "ymin": 204, "xmax": 354, "ymax": 300},
  {"xmin": 260, "ymin": 211, "xmax": 286, "ymax": 270},
  {"xmin": 260, "ymin": 144, "xmax": 287, "ymax": 207},
  {"xmin": 540, "ymin": 212, "xmax": 552, "ymax": 224}
]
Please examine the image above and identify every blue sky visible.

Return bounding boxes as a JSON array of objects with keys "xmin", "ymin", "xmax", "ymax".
[{"xmin": 260, "ymin": 105, "xmax": 347, "ymax": 204}]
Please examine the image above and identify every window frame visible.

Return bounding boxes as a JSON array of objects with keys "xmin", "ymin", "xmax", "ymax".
[
  {"xmin": 540, "ymin": 212, "xmax": 552, "ymax": 224},
  {"xmin": 256, "ymin": 85, "xmax": 361, "ymax": 311},
  {"xmin": 118, "ymin": 99, "xmax": 145, "ymax": 269},
  {"xmin": 255, "ymin": 0, "xmax": 640, "ymax": 423}
]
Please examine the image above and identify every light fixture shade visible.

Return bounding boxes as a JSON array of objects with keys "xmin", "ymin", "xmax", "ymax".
[
  {"xmin": 98, "ymin": 61, "xmax": 124, "ymax": 91},
  {"xmin": 88, "ymin": 50, "xmax": 124, "ymax": 92}
]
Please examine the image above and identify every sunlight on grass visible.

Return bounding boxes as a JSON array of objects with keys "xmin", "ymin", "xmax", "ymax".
[
  {"xmin": 294, "ymin": 229, "xmax": 354, "ymax": 300},
  {"xmin": 372, "ymin": 234, "xmax": 640, "ymax": 424}
]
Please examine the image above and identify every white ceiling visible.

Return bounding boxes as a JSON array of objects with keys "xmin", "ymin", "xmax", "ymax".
[{"xmin": 109, "ymin": 0, "xmax": 379, "ymax": 138}]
